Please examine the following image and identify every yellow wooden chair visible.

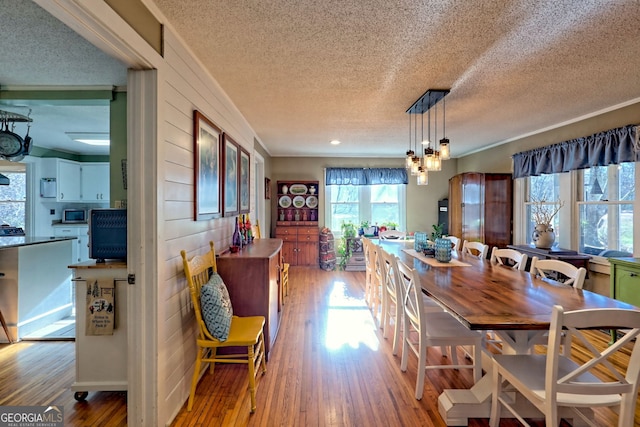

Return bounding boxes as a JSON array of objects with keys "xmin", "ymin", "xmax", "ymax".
[
  {"xmin": 180, "ymin": 241, "xmax": 267, "ymax": 413},
  {"xmin": 281, "ymin": 251, "xmax": 289, "ymax": 303},
  {"xmin": 253, "ymin": 219, "xmax": 262, "ymax": 239}
]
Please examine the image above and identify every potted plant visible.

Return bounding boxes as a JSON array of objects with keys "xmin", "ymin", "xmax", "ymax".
[
  {"xmin": 383, "ymin": 221, "xmax": 399, "ymax": 230},
  {"xmin": 430, "ymin": 223, "xmax": 444, "ymax": 241},
  {"xmin": 358, "ymin": 220, "xmax": 369, "ymax": 236},
  {"xmin": 338, "ymin": 221, "xmax": 358, "ymax": 270}
]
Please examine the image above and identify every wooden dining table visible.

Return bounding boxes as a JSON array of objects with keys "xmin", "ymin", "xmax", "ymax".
[{"xmin": 379, "ymin": 240, "xmax": 638, "ymax": 426}]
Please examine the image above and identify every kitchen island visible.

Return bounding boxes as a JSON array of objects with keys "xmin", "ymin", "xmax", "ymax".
[{"xmin": 0, "ymin": 236, "xmax": 76, "ymax": 341}]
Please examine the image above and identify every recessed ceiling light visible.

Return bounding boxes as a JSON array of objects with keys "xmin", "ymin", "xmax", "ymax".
[
  {"xmin": 66, "ymin": 132, "xmax": 110, "ymax": 146},
  {"xmin": 330, "ymin": 139, "xmax": 341, "ymax": 145}
]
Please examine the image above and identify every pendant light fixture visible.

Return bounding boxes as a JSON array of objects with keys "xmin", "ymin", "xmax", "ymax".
[
  {"xmin": 431, "ymin": 102, "xmax": 442, "ymax": 171},
  {"xmin": 405, "ymin": 111, "xmax": 414, "ymax": 169},
  {"xmin": 406, "ymin": 89, "xmax": 450, "ymax": 180},
  {"xmin": 439, "ymin": 96, "xmax": 451, "ymax": 160},
  {"xmin": 410, "ymin": 108, "xmax": 420, "ymax": 176},
  {"xmin": 417, "ymin": 165, "xmax": 428, "ymax": 185}
]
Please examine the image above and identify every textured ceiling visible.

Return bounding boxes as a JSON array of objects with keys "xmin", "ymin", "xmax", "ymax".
[
  {"xmin": 1, "ymin": 1, "xmax": 639, "ymax": 158},
  {"xmin": 0, "ymin": 0, "xmax": 127, "ymax": 156},
  {"xmin": 152, "ymin": 0, "xmax": 640, "ymax": 158}
]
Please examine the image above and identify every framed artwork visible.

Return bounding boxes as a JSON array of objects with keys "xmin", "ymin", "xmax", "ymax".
[
  {"xmin": 239, "ymin": 147, "xmax": 250, "ymax": 213},
  {"xmin": 193, "ymin": 110, "xmax": 222, "ymax": 221},
  {"xmin": 265, "ymin": 177, "xmax": 271, "ymax": 199},
  {"xmin": 222, "ymin": 133, "xmax": 239, "ymax": 217}
]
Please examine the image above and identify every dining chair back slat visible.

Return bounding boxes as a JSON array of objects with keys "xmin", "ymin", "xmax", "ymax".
[
  {"xmin": 530, "ymin": 257, "xmax": 587, "ymax": 289},
  {"xmin": 462, "ymin": 240, "xmax": 489, "ymax": 259},
  {"xmin": 490, "ymin": 247, "xmax": 528, "ymax": 271}
]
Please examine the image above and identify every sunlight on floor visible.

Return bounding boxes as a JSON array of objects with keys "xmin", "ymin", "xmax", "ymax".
[{"xmin": 324, "ymin": 281, "xmax": 380, "ymax": 351}]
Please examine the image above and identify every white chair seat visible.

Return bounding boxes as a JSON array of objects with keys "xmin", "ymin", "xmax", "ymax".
[
  {"xmin": 493, "ymin": 354, "xmax": 620, "ymax": 407},
  {"xmin": 423, "ymin": 312, "xmax": 482, "ymax": 340}
]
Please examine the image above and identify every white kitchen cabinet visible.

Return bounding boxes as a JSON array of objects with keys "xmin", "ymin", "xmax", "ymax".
[
  {"xmin": 54, "ymin": 225, "xmax": 89, "ymax": 263},
  {"xmin": 41, "ymin": 159, "xmax": 109, "ymax": 203},
  {"xmin": 81, "ymin": 163, "xmax": 110, "ymax": 202},
  {"xmin": 57, "ymin": 159, "xmax": 82, "ymax": 202}
]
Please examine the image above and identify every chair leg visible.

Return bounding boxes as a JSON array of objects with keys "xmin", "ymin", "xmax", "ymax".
[
  {"xmin": 489, "ymin": 367, "xmax": 501, "ymax": 427},
  {"xmin": 415, "ymin": 341, "xmax": 427, "ymax": 400},
  {"xmin": 0, "ymin": 309, "xmax": 12, "ymax": 343},
  {"xmin": 247, "ymin": 344, "xmax": 257, "ymax": 413},
  {"xmin": 187, "ymin": 347, "xmax": 205, "ymax": 411}
]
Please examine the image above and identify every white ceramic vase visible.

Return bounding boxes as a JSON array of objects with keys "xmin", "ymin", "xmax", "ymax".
[{"xmin": 532, "ymin": 224, "xmax": 556, "ymax": 249}]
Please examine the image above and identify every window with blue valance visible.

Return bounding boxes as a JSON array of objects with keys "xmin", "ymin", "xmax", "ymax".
[
  {"xmin": 512, "ymin": 124, "xmax": 639, "ymax": 179},
  {"xmin": 325, "ymin": 168, "xmax": 408, "ymax": 185}
]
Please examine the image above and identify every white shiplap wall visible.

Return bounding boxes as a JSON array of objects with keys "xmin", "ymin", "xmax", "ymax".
[{"xmin": 158, "ymin": 28, "xmax": 257, "ymax": 424}]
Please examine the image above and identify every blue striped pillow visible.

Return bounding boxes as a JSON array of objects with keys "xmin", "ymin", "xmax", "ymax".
[{"xmin": 200, "ymin": 273, "xmax": 233, "ymax": 341}]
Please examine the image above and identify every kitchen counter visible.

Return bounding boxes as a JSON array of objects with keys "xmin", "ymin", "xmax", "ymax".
[
  {"xmin": 0, "ymin": 235, "xmax": 76, "ymax": 249},
  {"xmin": 0, "ymin": 238, "xmax": 75, "ymax": 341}
]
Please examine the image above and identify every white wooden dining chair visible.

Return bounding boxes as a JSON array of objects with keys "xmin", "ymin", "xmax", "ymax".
[
  {"xmin": 379, "ymin": 248, "xmax": 444, "ymax": 355},
  {"xmin": 530, "ymin": 257, "xmax": 587, "ymax": 289},
  {"xmin": 529, "ymin": 257, "xmax": 588, "ymax": 356},
  {"xmin": 378, "ymin": 229, "xmax": 407, "ymax": 240},
  {"xmin": 443, "ymin": 235, "xmax": 461, "ymax": 251},
  {"xmin": 396, "ymin": 257, "xmax": 483, "ymax": 400},
  {"xmin": 490, "ymin": 305, "xmax": 640, "ymax": 427},
  {"xmin": 370, "ymin": 241, "xmax": 384, "ymax": 325},
  {"xmin": 462, "ymin": 240, "xmax": 489, "ymax": 259},
  {"xmin": 490, "ymin": 247, "xmax": 528, "ymax": 271},
  {"xmin": 362, "ymin": 237, "xmax": 375, "ymax": 308}
]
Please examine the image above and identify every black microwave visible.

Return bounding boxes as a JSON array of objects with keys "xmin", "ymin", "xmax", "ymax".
[{"xmin": 62, "ymin": 209, "xmax": 87, "ymax": 223}]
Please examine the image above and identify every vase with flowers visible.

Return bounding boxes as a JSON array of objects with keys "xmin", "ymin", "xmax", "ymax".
[{"xmin": 530, "ymin": 198, "xmax": 564, "ymax": 249}]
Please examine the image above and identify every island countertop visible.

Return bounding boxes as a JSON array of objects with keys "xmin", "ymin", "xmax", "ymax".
[{"xmin": 0, "ymin": 236, "xmax": 77, "ymax": 249}]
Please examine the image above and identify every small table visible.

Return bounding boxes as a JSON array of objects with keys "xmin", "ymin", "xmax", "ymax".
[{"xmin": 507, "ymin": 244, "xmax": 590, "ymax": 272}]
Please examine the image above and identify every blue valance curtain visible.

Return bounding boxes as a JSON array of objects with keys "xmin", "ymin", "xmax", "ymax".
[
  {"xmin": 512, "ymin": 124, "xmax": 639, "ymax": 179},
  {"xmin": 325, "ymin": 168, "xmax": 408, "ymax": 185}
]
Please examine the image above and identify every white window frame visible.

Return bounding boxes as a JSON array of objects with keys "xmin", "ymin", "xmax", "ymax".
[
  {"xmin": 324, "ymin": 184, "xmax": 406, "ymax": 236},
  {"xmin": 514, "ymin": 161, "xmax": 639, "ymax": 267}
]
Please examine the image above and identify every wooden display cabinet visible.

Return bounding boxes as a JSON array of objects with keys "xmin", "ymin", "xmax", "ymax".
[
  {"xmin": 448, "ymin": 172, "xmax": 513, "ymax": 252},
  {"xmin": 275, "ymin": 180, "xmax": 319, "ymax": 266}
]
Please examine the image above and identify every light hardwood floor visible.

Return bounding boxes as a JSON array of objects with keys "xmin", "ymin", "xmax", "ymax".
[{"xmin": 0, "ymin": 266, "xmax": 636, "ymax": 426}]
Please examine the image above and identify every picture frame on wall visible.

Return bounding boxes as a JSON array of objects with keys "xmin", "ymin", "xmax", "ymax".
[
  {"xmin": 193, "ymin": 110, "xmax": 222, "ymax": 221},
  {"xmin": 265, "ymin": 177, "xmax": 271, "ymax": 200},
  {"xmin": 222, "ymin": 133, "xmax": 239, "ymax": 217},
  {"xmin": 239, "ymin": 147, "xmax": 250, "ymax": 213}
]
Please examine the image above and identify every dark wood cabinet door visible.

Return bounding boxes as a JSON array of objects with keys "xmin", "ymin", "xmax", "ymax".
[{"xmin": 484, "ymin": 174, "xmax": 513, "ymax": 248}]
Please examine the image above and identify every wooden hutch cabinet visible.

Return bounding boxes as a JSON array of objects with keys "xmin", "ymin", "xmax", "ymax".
[
  {"xmin": 275, "ymin": 180, "xmax": 319, "ymax": 266},
  {"xmin": 448, "ymin": 172, "xmax": 513, "ymax": 250}
]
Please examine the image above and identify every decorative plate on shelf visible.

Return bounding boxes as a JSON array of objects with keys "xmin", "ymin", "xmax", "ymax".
[
  {"xmin": 306, "ymin": 195, "xmax": 318, "ymax": 208},
  {"xmin": 289, "ymin": 184, "xmax": 308, "ymax": 195},
  {"xmin": 279, "ymin": 195, "xmax": 292, "ymax": 208},
  {"xmin": 292, "ymin": 195, "xmax": 306, "ymax": 208}
]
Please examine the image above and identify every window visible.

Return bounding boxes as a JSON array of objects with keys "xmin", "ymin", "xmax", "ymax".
[
  {"xmin": 0, "ymin": 172, "xmax": 26, "ymax": 228},
  {"xmin": 525, "ymin": 173, "xmax": 561, "ymax": 245},
  {"xmin": 326, "ymin": 184, "xmax": 405, "ymax": 234},
  {"xmin": 578, "ymin": 163, "xmax": 634, "ymax": 256},
  {"xmin": 519, "ymin": 162, "xmax": 635, "ymax": 257}
]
